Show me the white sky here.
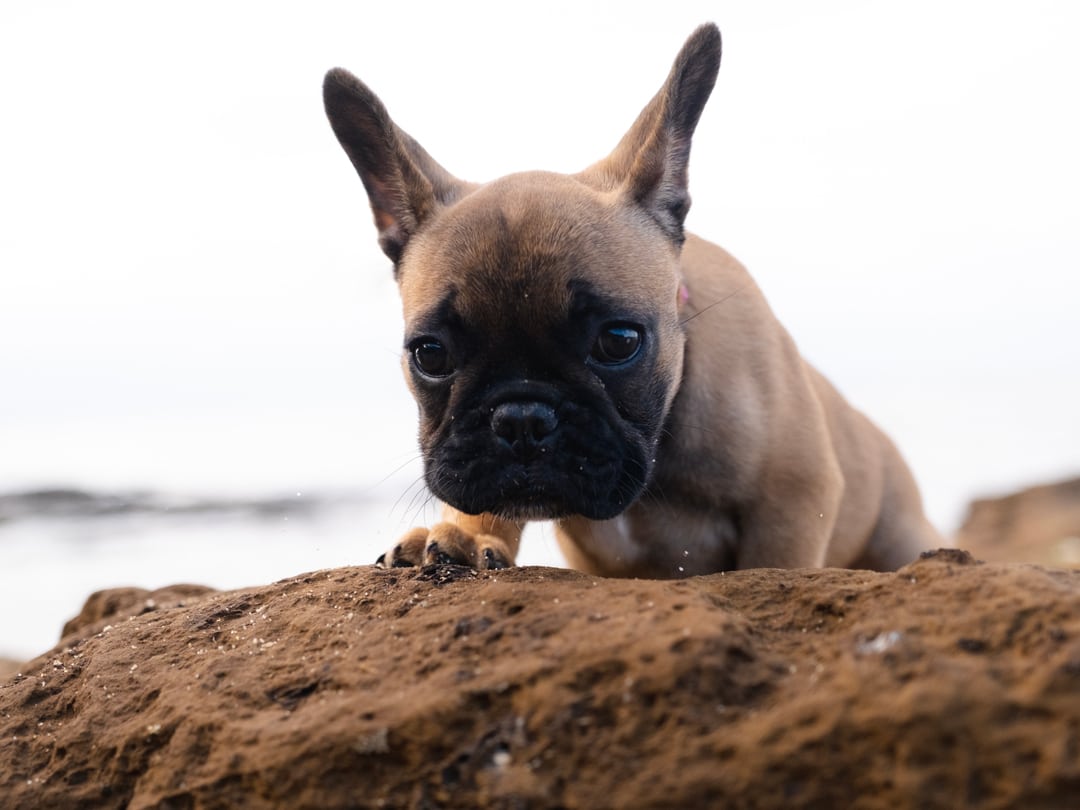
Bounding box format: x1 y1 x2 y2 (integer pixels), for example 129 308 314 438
2 0 1079 533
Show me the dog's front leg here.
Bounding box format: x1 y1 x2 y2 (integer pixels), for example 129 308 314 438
375 508 523 571
734 462 844 570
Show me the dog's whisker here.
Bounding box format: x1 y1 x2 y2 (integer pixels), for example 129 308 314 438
394 475 432 523
390 465 426 501
665 421 721 437
679 286 744 327
374 453 425 492
405 487 437 528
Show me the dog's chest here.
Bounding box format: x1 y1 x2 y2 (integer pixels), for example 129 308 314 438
565 504 739 577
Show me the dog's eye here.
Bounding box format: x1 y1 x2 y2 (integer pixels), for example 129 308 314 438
590 324 642 365
410 338 454 377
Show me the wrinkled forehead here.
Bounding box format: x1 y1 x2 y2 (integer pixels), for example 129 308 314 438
399 173 672 332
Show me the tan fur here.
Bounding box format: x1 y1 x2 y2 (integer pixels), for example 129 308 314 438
323 24 941 575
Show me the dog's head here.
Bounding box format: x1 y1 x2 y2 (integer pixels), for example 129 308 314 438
324 25 721 521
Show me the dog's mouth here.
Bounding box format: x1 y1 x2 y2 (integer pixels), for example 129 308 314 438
429 462 645 522
423 398 651 521
467 462 643 522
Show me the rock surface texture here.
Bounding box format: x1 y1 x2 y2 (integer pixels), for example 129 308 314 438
2 549 1079 808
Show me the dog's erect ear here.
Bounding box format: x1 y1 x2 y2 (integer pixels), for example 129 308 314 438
581 24 721 245
323 68 469 265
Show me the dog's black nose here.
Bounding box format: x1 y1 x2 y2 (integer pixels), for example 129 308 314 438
491 401 558 454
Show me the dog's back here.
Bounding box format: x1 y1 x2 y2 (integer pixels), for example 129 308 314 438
672 234 940 571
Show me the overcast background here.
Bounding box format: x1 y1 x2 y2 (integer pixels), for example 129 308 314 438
2 1 1078 658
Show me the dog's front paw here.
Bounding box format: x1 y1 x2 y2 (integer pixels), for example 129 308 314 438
375 523 514 570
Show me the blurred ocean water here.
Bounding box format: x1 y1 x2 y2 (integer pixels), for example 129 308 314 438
0 490 385 660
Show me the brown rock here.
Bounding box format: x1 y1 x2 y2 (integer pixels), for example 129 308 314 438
0 657 22 680
957 476 1080 567
2 550 1079 808
61 584 218 639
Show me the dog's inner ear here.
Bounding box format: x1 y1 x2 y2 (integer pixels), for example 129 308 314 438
580 24 721 245
323 68 469 265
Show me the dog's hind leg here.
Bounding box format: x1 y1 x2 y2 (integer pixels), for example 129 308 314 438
850 452 943 571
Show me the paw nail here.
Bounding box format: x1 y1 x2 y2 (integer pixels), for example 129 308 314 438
375 553 387 568
483 548 510 570
427 542 457 566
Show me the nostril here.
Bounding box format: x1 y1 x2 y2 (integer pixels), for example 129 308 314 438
492 401 558 447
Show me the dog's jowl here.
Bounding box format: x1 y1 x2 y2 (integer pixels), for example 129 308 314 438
323 23 942 576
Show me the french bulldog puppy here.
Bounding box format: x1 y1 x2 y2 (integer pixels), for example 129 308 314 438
323 23 941 577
